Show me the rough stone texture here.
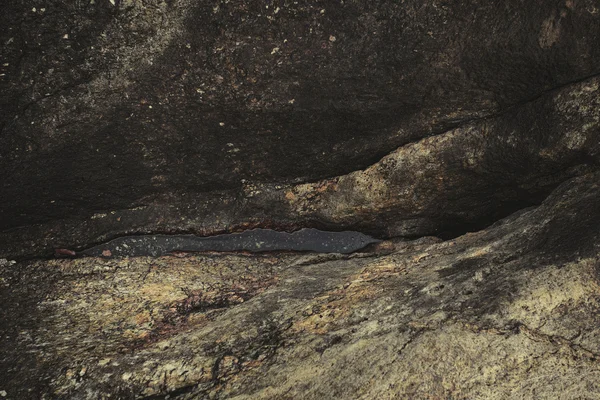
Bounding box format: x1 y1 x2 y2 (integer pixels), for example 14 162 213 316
1 172 599 399
2 1 600 399
2 0 600 257
1 73 599 258
284 76 600 237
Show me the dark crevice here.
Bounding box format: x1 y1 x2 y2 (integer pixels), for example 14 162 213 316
38 199 540 261
434 199 543 241
5 171 585 262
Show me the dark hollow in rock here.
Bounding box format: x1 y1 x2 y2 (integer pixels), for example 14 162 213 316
79 229 381 258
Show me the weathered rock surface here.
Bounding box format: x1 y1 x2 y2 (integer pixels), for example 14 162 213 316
1 172 599 399
1 0 600 257
2 72 599 259
1 1 600 398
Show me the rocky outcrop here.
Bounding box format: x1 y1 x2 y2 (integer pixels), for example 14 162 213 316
1 172 599 399
1 1 600 399
2 72 599 259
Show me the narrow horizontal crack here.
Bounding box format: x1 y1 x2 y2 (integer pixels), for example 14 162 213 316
2 72 599 260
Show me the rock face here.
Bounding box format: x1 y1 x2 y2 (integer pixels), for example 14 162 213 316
1 172 599 399
1 0 600 399
1 0 600 257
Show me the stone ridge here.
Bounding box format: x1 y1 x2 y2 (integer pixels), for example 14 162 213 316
1 74 598 259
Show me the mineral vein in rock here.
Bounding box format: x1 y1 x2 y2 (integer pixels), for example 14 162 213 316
80 228 381 258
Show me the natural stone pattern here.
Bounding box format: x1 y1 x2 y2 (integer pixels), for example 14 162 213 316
2 0 600 257
1 2 600 398
2 74 598 259
1 172 599 399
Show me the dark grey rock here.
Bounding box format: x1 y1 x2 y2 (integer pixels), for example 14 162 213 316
80 229 381 257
